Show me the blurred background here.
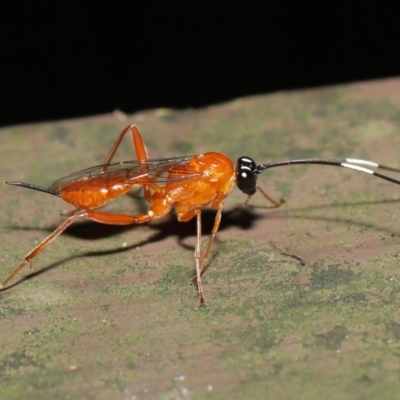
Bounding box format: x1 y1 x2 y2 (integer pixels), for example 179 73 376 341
2 2 400 127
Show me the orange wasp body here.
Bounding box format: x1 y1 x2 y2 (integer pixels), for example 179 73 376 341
3 125 400 305
2 125 266 305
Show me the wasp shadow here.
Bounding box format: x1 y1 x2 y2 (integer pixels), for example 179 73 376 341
57 205 262 250
3 197 400 288
1 206 264 288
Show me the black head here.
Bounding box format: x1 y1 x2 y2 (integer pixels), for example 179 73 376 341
236 156 258 195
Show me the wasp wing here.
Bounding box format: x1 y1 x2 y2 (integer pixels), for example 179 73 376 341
48 156 201 194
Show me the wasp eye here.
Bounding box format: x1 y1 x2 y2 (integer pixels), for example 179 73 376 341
236 157 257 195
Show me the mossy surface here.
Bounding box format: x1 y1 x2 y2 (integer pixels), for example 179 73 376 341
1 79 400 399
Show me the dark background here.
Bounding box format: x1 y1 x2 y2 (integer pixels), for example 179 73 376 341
2 3 400 127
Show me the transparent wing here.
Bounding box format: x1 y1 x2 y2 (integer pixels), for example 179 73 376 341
49 156 200 194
